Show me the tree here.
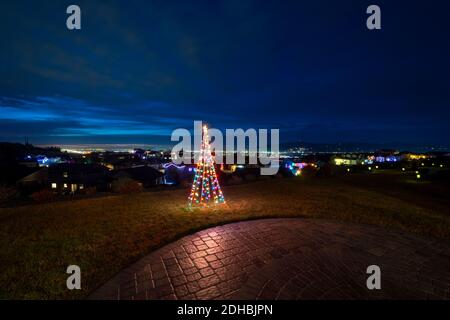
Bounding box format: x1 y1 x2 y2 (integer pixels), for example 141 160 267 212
188 125 225 207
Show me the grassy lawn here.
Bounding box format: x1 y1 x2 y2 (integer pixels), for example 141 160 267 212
1 173 449 299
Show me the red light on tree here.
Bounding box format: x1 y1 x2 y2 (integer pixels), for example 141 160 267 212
188 125 225 207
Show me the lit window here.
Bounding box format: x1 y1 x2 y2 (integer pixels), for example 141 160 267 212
63 172 68 178
63 183 68 188
51 183 57 189
79 184 84 189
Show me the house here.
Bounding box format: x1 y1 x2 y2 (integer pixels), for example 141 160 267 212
332 154 366 166
401 152 431 161
163 163 195 185
48 163 111 194
18 158 39 168
373 149 401 163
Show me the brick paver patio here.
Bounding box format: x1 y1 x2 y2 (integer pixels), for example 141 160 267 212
89 218 450 300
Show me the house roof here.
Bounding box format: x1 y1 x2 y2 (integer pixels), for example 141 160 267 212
17 167 48 183
48 163 112 184
48 163 109 175
112 165 163 182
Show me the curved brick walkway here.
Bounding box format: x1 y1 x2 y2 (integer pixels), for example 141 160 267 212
89 219 450 300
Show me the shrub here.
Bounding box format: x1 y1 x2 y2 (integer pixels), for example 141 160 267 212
228 175 243 185
112 178 143 194
180 180 191 188
84 186 97 196
0 185 18 204
120 181 143 194
31 189 55 202
274 172 284 179
301 165 318 177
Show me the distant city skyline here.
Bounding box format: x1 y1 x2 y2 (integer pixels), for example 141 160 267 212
27 141 449 154
1 1 450 145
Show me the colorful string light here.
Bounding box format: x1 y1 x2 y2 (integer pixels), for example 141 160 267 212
188 125 225 207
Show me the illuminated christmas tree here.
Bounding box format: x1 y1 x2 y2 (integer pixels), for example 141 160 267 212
188 125 225 207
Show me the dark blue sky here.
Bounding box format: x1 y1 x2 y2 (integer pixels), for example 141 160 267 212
1 0 449 146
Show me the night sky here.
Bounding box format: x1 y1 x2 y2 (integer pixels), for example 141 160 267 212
1 0 449 146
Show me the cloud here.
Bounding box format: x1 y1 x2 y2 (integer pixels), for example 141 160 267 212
0 95 237 140
1 1 449 144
